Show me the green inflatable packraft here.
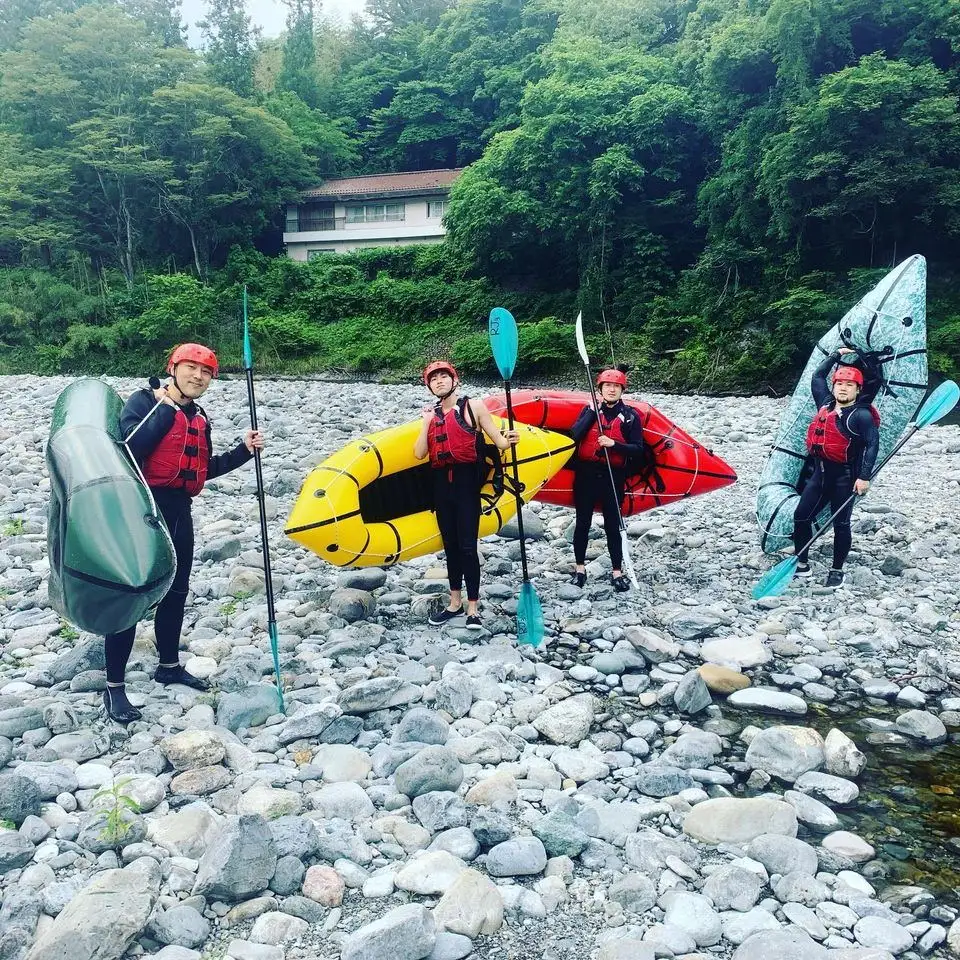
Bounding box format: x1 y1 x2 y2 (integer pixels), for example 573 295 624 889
46 378 176 635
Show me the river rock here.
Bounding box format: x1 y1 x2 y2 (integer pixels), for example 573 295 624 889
700 635 772 669
394 746 463 798
683 797 798 844
193 815 277 900
745 726 825 782
673 669 712 714
433 869 504 938
732 927 829 959
341 903 436 960
0 773 43 824
24 860 159 960
532 694 595 745
338 677 421 714
662 890 722 946
698 664 751 693
486 837 547 876
822 830 875 863
624 627 680 663
823 728 867 778
161 730 226 771
328 588 376 623
703 864 763 911
728 688 807 715
747 834 819 876
853 916 913 954
894 709 947 744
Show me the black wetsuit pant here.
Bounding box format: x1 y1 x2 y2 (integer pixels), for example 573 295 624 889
573 462 626 570
433 463 482 602
793 458 855 570
104 489 194 683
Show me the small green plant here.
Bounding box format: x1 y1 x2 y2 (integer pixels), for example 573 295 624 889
0 819 15 830
94 777 142 849
2 518 25 536
220 598 239 618
58 623 80 642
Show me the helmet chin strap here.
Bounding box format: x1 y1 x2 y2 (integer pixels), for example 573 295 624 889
167 366 190 404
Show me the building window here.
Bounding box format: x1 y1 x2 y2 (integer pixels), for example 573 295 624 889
285 205 299 232
427 200 447 219
307 248 333 260
297 203 335 232
345 202 405 224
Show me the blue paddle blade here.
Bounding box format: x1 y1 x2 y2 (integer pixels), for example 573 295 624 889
489 307 519 381
752 556 799 601
917 379 959 427
517 579 545 647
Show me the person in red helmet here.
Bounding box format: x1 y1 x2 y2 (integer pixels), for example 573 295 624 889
570 364 646 592
414 361 519 630
101 343 264 723
793 347 880 589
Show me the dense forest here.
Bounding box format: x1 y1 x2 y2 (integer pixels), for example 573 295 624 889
0 0 958 391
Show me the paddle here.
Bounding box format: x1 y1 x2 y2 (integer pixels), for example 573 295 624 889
574 312 639 590
489 306 545 647
243 286 286 712
752 378 960 600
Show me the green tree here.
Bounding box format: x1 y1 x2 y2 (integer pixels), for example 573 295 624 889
264 91 357 177
277 0 319 107
199 0 259 98
760 54 960 267
145 82 311 273
120 0 186 46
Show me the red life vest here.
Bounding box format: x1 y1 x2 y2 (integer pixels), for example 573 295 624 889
141 406 211 496
427 397 481 468
578 407 631 468
805 403 881 464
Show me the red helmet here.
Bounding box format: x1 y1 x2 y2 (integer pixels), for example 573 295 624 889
832 365 863 387
423 361 458 386
597 368 627 388
168 343 218 378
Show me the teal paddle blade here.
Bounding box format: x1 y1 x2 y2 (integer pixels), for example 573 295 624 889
242 286 253 370
489 307 519 381
268 621 285 712
517 579 545 647
752 556 799 600
916 379 959 427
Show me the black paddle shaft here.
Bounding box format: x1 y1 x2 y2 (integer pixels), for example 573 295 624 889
503 381 531 582
244 368 279 629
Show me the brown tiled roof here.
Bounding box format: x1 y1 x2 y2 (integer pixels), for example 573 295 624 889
300 168 464 200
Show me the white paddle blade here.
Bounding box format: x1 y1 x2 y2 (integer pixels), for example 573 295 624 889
574 312 590 366
621 530 639 590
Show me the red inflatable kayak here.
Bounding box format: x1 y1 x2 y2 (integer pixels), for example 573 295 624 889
486 390 737 516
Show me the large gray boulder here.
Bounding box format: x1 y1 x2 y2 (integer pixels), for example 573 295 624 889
25 859 160 960
193 815 277 900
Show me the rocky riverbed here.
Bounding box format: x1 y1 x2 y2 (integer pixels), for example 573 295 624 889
1 373 960 960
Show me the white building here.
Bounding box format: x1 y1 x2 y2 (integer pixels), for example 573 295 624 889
283 168 464 260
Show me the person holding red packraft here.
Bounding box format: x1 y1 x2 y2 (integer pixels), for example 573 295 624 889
793 347 880 589
570 365 646 592
414 361 518 630
101 343 263 723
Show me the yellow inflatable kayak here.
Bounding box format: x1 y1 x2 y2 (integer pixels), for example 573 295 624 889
285 416 574 568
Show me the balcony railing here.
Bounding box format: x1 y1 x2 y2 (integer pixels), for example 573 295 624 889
287 214 409 233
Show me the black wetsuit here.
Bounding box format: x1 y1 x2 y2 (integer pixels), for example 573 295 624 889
571 401 645 569
793 354 880 570
431 398 485 602
104 389 252 683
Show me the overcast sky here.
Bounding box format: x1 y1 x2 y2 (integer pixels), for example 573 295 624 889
180 0 367 45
